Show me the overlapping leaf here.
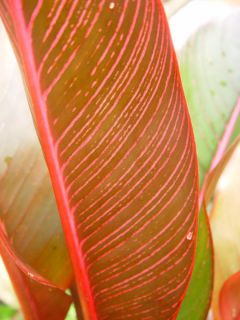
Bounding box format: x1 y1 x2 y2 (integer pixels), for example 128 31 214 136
178 4 240 186
0 146 72 288
0 237 71 320
220 271 240 320
0 1 199 319
172 2 240 318
0 20 72 318
177 208 212 320
209 141 240 320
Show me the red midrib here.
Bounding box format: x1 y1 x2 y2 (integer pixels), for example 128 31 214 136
9 2 97 319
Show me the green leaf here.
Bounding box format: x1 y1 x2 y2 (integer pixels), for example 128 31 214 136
0 304 16 319
66 305 77 320
174 2 240 318
177 209 213 320
178 5 240 186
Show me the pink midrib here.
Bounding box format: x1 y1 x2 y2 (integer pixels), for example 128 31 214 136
8 2 97 319
200 97 240 205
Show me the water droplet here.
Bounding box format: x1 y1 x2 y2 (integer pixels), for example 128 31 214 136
109 2 115 9
186 231 193 241
28 272 34 278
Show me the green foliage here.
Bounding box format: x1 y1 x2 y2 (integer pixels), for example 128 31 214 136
0 304 16 320
65 305 77 320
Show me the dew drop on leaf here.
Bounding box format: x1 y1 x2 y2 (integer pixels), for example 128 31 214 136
109 2 115 9
186 231 193 241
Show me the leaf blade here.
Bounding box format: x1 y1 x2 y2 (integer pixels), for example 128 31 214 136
0 1 199 319
173 3 240 318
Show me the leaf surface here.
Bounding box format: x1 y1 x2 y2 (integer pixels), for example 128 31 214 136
0 1 199 319
178 4 240 186
0 304 16 319
0 20 73 318
176 208 213 320
0 236 71 320
0 146 73 288
173 2 240 318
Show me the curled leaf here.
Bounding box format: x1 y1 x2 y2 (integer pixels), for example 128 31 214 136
0 237 72 320
219 271 240 320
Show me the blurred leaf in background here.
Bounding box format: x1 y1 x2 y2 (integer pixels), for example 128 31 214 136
0 305 16 320
170 1 240 319
210 143 240 319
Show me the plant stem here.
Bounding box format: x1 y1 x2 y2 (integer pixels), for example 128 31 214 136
71 284 84 320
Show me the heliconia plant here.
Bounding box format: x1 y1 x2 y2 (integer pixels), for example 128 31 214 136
0 0 240 319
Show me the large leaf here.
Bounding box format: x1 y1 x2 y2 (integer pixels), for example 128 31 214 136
177 3 240 186
0 19 73 318
172 2 240 318
0 1 199 319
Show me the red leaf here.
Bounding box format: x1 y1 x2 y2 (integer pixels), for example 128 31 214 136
0 146 73 290
0 227 71 320
220 271 240 320
0 1 199 318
